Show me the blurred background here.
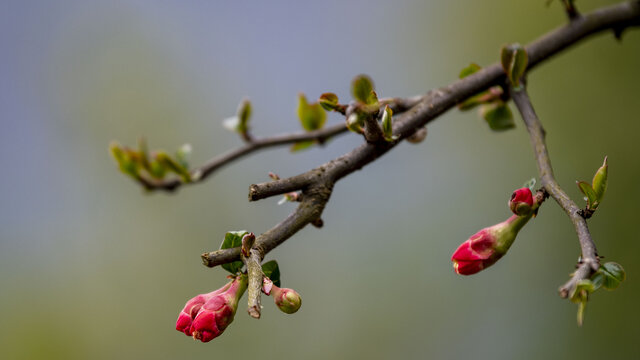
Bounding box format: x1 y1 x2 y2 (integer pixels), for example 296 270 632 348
1 0 639 359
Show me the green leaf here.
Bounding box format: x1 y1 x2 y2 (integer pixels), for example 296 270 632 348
346 113 364 133
458 87 503 111
351 74 378 105
500 43 528 87
592 156 608 204
577 181 598 210
590 271 604 291
577 299 586 327
600 262 625 290
319 93 339 111
109 142 139 178
237 98 252 133
261 260 281 287
297 93 327 131
148 159 166 179
175 143 192 169
222 98 252 135
570 279 595 303
381 105 394 141
290 140 315 152
156 151 191 183
480 102 515 131
459 63 481 79
220 230 249 275
137 137 151 171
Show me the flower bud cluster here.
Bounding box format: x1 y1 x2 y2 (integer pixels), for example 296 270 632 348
176 275 248 342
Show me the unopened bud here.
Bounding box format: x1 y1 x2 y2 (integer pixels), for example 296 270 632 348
262 277 274 295
591 156 608 203
346 113 364 133
451 213 532 275
176 275 248 342
271 286 302 314
509 187 534 216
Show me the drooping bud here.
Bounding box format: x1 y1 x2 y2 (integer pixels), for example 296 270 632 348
176 275 248 342
509 187 534 216
451 213 533 275
175 281 233 336
271 285 302 314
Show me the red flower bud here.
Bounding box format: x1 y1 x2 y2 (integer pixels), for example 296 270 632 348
509 187 534 216
176 275 247 342
271 286 302 314
451 214 532 275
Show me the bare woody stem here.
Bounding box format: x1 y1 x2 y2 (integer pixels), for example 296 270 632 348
510 85 599 298
203 0 640 272
242 249 264 319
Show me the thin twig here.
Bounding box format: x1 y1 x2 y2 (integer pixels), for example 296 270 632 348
510 85 599 298
137 124 348 192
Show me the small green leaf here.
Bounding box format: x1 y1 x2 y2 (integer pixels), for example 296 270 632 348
571 280 593 326
480 102 515 131
600 262 625 290
290 140 315 152
590 271 604 291
351 74 378 105
381 105 394 141
459 63 482 79
577 299 587 326
175 143 192 169
346 113 364 133
570 279 595 303
148 159 166 179
577 181 598 210
319 93 339 111
237 98 252 133
592 156 608 204
156 151 191 182
222 98 252 135
109 142 139 178
220 230 249 275
459 86 503 111
261 260 281 287
297 93 327 131
500 43 528 87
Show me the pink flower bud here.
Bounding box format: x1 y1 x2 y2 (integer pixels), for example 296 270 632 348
451 214 532 275
271 285 302 314
509 187 534 216
176 275 248 342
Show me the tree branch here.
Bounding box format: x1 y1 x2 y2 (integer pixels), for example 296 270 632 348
204 1 640 271
510 85 599 298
